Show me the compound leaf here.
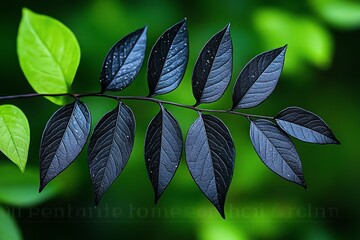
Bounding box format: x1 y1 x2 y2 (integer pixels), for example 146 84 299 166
100 27 147 92
192 24 232 105
148 19 189 96
185 114 235 218
88 102 135 205
0 105 30 173
17 8 80 105
145 105 182 203
249 119 306 187
40 100 91 192
232 46 287 109
275 107 340 144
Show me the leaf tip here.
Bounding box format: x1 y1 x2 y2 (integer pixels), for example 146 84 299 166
298 178 307 189
142 25 148 34
333 137 341 145
154 194 161 205
179 18 187 25
94 196 101 207
225 23 230 29
39 183 45 193
21 7 32 16
218 207 226 219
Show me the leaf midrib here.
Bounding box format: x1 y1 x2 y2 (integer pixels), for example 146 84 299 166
112 30 145 84
239 49 284 105
154 22 185 93
201 115 221 206
43 102 78 182
98 104 122 191
198 30 227 102
252 122 302 183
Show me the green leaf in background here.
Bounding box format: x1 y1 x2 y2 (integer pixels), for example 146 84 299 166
253 8 333 76
0 164 61 207
0 206 21 240
0 105 29 173
199 221 245 240
310 0 360 29
17 8 80 105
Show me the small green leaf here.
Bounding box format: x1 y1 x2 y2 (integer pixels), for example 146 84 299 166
0 105 30 173
0 164 61 207
17 8 80 105
0 206 22 240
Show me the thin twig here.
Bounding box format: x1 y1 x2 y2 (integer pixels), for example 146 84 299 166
0 92 274 120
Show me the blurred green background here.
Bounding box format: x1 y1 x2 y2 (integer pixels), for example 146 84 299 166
1 0 359 239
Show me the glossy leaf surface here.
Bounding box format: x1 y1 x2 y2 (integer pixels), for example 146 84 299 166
88 102 135 205
100 27 147 92
145 105 182 203
192 25 232 105
275 107 339 144
250 119 306 187
148 20 188 96
40 100 91 192
185 114 235 218
232 46 286 109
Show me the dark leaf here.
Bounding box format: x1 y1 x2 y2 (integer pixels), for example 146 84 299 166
185 114 235 218
100 27 147 92
148 19 189 96
40 100 91 192
232 46 287 109
249 119 306 187
275 107 340 144
88 102 135 205
192 24 232 105
145 105 182 203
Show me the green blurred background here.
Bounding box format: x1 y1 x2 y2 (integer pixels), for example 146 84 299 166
1 0 359 239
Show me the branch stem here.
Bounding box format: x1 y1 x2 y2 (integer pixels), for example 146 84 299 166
0 92 274 120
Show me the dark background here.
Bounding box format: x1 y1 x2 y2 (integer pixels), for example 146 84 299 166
0 0 359 239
